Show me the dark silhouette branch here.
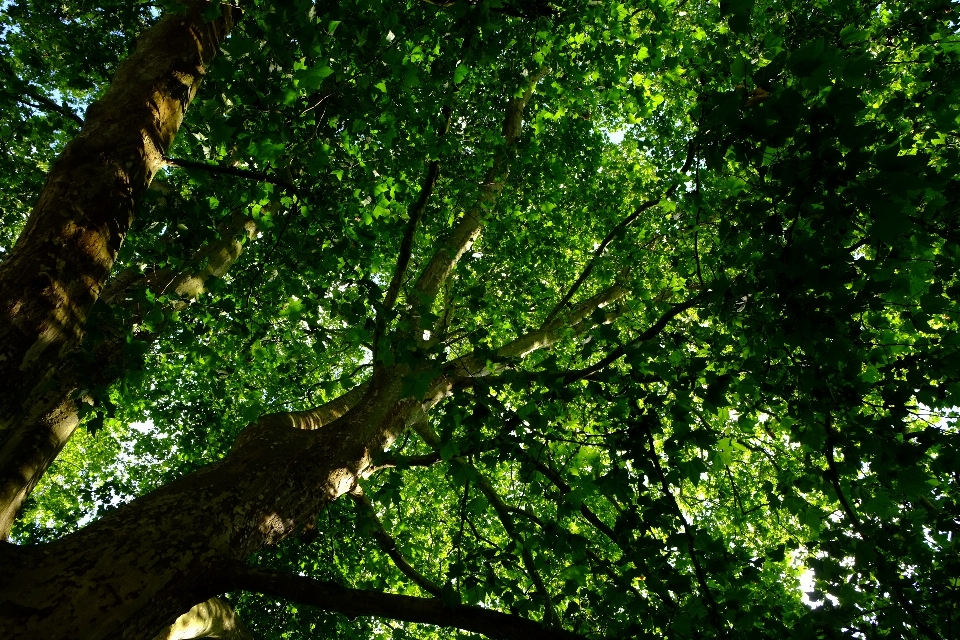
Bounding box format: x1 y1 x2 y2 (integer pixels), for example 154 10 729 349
639 419 726 637
469 466 559 628
20 87 85 127
523 453 677 608
229 565 589 640
163 157 297 192
381 104 453 319
557 294 701 386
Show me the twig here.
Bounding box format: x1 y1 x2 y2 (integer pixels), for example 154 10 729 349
163 157 297 192
350 488 442 596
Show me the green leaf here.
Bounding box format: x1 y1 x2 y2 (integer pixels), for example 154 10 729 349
297 65 334 92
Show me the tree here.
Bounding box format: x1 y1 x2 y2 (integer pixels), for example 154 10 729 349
0 0 958 638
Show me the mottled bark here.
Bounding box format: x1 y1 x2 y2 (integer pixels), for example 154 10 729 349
0 1 237 532
0 369 413 640
152 597 251 640
0 212 255 538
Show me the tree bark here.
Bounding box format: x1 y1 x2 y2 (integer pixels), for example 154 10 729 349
0 3 238 537
0 370 414 640
151 597 251 640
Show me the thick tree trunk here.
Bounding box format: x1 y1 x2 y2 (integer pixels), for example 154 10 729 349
0 4 238 537
0 371 413 640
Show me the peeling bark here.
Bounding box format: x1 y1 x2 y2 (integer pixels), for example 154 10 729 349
0 1 237 534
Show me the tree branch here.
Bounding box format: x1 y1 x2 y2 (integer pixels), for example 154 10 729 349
559 294 701 385
101 210 258 309
383 160 442 314
544 142 698 325
410 418 560 629
163 157 297 192
639 420 725 636
524 453 677 608
823 417 941 640
382 104 453 319
410 70 547 320
469 465 560 628
20 88 85 127
501 491 646 601
230 565 590 640
445 281 626 386
350 487 443 596
250 381 370 434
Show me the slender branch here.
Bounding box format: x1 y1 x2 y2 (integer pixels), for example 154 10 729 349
410 421 559 627
447 288 693 396
383 160 442 314
640 420 726 636
350 488 443 596
560 294 701 385
524 453 677 608
467 464 559 629
505 499 645 600
20 87 85 127
382 104 453 318
526 457 616 542
823 418 941 640
544 142 697 325
229 565 589 640
163 157 297 192
152 597 251 640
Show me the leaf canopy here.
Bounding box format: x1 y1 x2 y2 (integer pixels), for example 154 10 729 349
2 0 959 638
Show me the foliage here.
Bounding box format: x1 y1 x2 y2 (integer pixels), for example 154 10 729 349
3 0 960 638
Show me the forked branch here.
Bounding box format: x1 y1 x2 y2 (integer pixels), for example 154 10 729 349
349 487 443 596
544 142 698 325
445 281 626 385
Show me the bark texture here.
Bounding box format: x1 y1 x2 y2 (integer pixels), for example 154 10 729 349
0 370 414 640
0 3 238 537
151 597 251 640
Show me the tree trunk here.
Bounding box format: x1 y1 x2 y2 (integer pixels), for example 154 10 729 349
0 3 238 537
0 370 413 640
